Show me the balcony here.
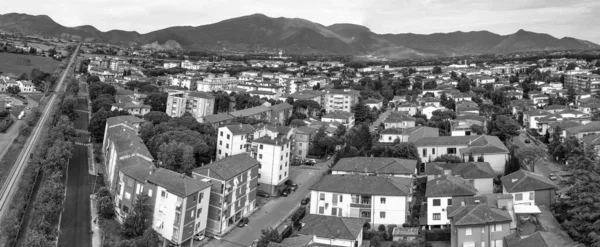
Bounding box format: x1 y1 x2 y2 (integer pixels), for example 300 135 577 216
350 203 371 208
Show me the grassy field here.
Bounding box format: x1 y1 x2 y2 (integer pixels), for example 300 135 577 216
0 53 60 76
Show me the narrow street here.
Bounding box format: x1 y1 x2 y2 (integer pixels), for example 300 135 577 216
57 87 92 247
203 160 330 247
370 108 392 131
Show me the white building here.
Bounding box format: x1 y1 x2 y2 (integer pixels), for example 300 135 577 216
166 91 215 122
424 175 477 229
250 136 291 195
309 175 413 227
216 124 256 160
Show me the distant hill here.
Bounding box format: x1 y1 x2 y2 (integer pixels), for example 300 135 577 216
1 12 599 59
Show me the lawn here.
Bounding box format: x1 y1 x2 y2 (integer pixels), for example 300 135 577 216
25 94 44 104
0 52 60 76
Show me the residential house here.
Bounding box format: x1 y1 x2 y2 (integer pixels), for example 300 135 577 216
448 204 512 247
294 126 318 158
383 112 416 129
364 98 383 110
111 93 152 116
322 111 355 129
425 162 496 194
501 170 558 206
297 214 367 247
331 157 417 178
456 101 479 115
379 126 440 144
415 135 509 173
396 102 418 116
424 175 478 229
310 175 413 227
565 121 600 139
289 90 326 106
191 154 260 235
17 80 34 92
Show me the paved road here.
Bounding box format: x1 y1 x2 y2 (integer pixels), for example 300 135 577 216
0 44 80 219
370 109 392 131
57 82 92 246
57 144 92 247
203 161 330 247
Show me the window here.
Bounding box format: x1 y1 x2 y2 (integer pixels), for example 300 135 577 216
218 149 222 154
448 199 452 206
225 153 228 157
494 224 503 232
380 211 386 218
197 208 202 218
491 240 503 247
122 205 129 213
529 192 534 200
280 156 283 160
319 207 325 214
432 148 436 155
279 175 282 180
260 144 263 150
381 198 386 204
219 140 222 145
280 165 282 170
465 228 472 235
285 172 287 176
515 193 523 201
259 154 263 159
227 134 230 139
285 162 288 167
482 227 485 233
220 131 223 136
240 145 242 149
389 136 392 141
148 189 153 197
161 191 166 198
332 208 337 216
226 144 229 148
190 210 195 217
433 213 441 220
198 193 203 203
433 199 441 206
196 222 202 231
320 193 325 200
299 143 302 147
174 212 181 225
447 148 457 154
258 163 261 169
423 149 427 157
481 242 485 247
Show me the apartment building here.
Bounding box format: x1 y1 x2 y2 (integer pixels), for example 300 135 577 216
448 204 512 247
425 162 496 195
294 126 318 158
216 124 256 160
250 135 291 195
565 73 600 93
331 157 417 178
166 91 215 122
324 89 360 113
501 170 558 207
196 77 239 92
321 111 355 128
309 175 413 227
425 175 477 229
192 154 260 235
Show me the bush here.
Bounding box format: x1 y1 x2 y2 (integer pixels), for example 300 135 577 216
424 228 451 241
96 187 115 219
0 117 14 132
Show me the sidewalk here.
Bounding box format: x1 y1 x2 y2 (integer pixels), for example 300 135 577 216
90 195 101 247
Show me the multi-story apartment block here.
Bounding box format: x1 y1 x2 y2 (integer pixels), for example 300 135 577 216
166 91 215 122
309 175 413 227
250 135 291 195
196 77 239 92
294 126 318 158
425 175 477 229
324 89 360 113
565 73 600 93
448 204 512 247
192 154 260 235
216 124 256 160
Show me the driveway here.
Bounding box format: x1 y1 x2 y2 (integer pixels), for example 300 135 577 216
201 160 330 247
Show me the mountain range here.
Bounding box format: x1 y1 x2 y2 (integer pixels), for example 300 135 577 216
1 12 599 59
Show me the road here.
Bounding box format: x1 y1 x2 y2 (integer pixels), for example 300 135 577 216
0 44 80 219
370 109 392 131
513 131 566 185
57 78 92 246
203 161 330 247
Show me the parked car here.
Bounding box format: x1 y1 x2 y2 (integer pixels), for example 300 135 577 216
237 217 249 227
304 160 316 166
549 172 557 180
194 234 205 241
524 139 531 144
301 197 310 205
257 190 270 198
280 188 290 197
289 184 298 192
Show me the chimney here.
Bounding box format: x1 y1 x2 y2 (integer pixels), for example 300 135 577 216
511 178 518 183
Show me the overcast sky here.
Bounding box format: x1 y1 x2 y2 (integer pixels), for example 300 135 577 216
3 0 600 43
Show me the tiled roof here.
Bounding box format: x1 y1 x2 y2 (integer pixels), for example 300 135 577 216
402 126 440 142
187 91 215 99
109 127 153 159
323 111 353 120
203 113 235 124
224 124 255 135
299 214 366 241
192 153 259 181
425 162 496 179
146 168 211 197
296 126 318 134
310 175 412 196
106 115 145 128
565 121 600 135
229 105 271 117
504 232 548 247
447 204 512 226
425 175 478 197
269 103 293 111
501 170 557 193
380 128 404 134
268 235 313 247
253 136 289 146
333 157 417 175
119 157 154 182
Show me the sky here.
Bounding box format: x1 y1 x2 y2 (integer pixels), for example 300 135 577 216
2 0 600 43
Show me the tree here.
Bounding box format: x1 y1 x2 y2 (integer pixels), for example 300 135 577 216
121 194 153 239
433 154 462 163
87 75 101 83
285 96 294 105
551 170 600 246
504 148 521 175
91 95 115 113
423 80 437 90
89 109 130 142
88 82 116 100
6 85 20 95
289 119 306 127
17 72 29 80
371 235 382 247
515 146 546 172
96 187 115 219
143 92 168 112
352 100 371 124
257 228 281 247
24 229 53 247
156 141 196 174
456 78 471 93
143 111 170 125
432 66 442 74
489 115 519 142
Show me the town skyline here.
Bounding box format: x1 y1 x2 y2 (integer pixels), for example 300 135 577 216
2 0 600 43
